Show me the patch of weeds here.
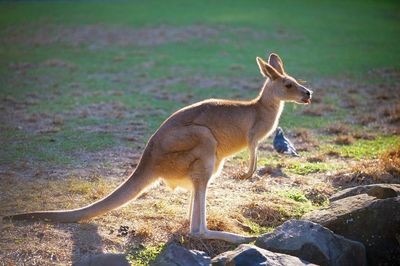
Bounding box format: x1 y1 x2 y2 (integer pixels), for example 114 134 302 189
287 161 335 175
126 244 165 266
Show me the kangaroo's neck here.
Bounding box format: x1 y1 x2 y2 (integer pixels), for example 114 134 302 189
256 79 284 113
252 80 284 138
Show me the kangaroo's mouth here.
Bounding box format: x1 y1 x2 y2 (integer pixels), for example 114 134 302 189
302 98 311 104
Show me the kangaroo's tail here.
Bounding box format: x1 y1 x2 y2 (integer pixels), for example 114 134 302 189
4 164 155 223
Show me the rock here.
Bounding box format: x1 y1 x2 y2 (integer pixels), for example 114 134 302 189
255 219 366 266
329 183 400 202
75 253 130 266
152 243 210 266
211 244 315 266
303 194 400 266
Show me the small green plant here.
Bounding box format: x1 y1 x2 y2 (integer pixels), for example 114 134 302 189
126 244 165 266
242 219 274 235
287 162 334 175
274 189 317 218
284 190 308 203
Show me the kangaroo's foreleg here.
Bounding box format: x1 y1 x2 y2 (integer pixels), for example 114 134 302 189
240 141 258 179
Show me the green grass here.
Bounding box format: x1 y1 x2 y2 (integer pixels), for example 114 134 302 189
321 135 400 160
274 189 316 219
287 161 337 175
0 129 115 165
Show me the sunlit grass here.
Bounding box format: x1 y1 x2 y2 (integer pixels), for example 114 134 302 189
321 135 400 160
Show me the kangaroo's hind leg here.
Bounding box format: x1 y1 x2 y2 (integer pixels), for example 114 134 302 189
185 129 255 243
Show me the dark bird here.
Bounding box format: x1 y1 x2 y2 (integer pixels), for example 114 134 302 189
273 127 299 157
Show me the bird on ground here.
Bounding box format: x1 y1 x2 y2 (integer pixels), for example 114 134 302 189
273 127 299 157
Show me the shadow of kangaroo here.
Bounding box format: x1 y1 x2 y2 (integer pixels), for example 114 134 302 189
5 53 313 244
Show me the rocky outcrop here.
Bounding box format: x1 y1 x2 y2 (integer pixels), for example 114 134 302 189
329 183 400 201
211 244 315 266
152 243 210 266
255 219 366 266
304 191 400 266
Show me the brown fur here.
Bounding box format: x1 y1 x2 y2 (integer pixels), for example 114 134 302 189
5 53 312 243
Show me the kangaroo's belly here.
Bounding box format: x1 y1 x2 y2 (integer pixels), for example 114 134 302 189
215 133 248 160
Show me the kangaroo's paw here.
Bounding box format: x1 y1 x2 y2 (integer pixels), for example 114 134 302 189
238 172 255 180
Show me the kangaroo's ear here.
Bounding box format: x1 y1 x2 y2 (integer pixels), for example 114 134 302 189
268 53 285 75
256 56 282 80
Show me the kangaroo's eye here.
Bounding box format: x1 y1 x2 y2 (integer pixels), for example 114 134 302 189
285 83 293 89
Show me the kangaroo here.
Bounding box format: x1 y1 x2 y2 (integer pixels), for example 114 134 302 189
5 53 312 244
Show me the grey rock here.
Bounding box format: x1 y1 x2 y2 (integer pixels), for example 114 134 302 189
74 253 130 266
255 219 366 266
212 244 315 266
303 194 400 266
329 183 400 202
152 243 210 266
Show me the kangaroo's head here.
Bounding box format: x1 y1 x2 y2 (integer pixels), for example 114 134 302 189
256 53 312 104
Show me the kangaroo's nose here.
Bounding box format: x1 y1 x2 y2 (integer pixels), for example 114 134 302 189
306 91 311 96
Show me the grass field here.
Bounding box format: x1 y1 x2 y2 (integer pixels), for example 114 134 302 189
0 1 399 265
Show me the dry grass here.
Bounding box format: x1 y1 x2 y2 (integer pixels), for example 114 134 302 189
358 114 377 126
331 145 400 187
307 154 326 163
353 132 376 140
241 201 285 228
304 184 335 205
324 123 350 135
334 135 355 145
291 128 312 142
325 149 341 157
381 103 400 124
